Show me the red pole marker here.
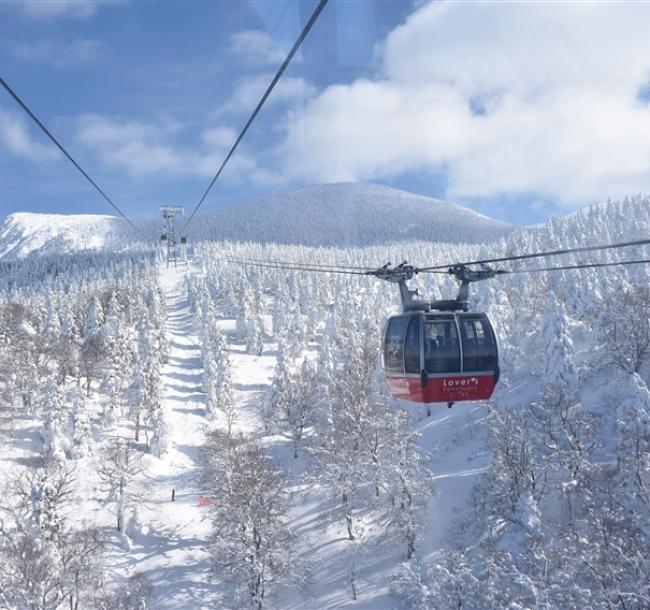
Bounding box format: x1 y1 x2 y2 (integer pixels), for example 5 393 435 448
198 495 215 506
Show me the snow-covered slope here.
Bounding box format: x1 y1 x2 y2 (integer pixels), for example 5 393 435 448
0 183 513 259
191 183 512 246
0 212 137 259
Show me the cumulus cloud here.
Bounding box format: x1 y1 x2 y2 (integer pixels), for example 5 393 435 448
0 106 56 162
214 74 316 117
75 114 261 182
7 38 102 68
229 30 286 67
279 1 650 206
76 114 184 176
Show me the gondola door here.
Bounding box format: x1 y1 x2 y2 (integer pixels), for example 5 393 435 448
384 313 425 401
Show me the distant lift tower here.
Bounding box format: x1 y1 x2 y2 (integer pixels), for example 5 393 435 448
159 206 185 267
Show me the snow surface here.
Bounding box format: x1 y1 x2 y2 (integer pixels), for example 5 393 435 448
0 212 135 259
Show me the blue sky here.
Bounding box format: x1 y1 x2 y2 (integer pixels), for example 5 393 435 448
2 1 650 226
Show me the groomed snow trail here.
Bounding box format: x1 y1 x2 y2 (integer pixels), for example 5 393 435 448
129 264 218 609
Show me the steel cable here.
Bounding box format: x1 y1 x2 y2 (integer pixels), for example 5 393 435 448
0 77 142 237
181 0 329 235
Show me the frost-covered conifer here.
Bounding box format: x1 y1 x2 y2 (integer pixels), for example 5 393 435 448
215 338 235 433
41 374 69 461
127 359 146 441
203 351 218 419
70 386 92 458
542 294 577 403
266 342 293 423
43 299 61 339
83 297 104 337
149 407 167 457
245 317 264 355
287 305 306 359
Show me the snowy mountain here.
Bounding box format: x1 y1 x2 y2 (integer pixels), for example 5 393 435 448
0 183 512 259
190 183 513 246
0 212 138 259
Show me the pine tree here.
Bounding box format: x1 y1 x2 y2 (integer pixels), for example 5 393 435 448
246 318 264 356
542 293 577 404
127 359 146 441
149 407 167 457
41 374 69 462
70 386 92 458
266 342 293 424
83 297 104 338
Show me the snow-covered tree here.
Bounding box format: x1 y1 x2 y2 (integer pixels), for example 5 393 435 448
70 386 92 458
265 342 293 425
41 374 69 462
542 293 577 404
201 432 292 610
245 318 264 356
97 443 143 533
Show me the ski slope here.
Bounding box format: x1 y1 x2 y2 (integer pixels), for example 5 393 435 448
131 265 216 608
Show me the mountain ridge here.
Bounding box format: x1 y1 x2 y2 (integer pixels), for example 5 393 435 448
0 182 513 258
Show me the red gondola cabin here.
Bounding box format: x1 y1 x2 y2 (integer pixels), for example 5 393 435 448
383 311 499 404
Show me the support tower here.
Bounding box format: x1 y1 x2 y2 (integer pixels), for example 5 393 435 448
159 206 185 267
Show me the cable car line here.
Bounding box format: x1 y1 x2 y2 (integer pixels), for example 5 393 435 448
506 257 650 274
417 235 650 273
207 253 650 278
209 253 376 272
209 256 370 276
180 0 329 236
0 76 142 237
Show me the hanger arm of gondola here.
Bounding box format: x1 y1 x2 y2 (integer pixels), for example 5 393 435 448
367 262 504 312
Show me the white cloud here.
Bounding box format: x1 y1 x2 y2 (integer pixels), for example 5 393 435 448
75 114 261 183
7 38 102 68
76 114 189 176
229 30 286 67
17 0 103 19
214 74 316 117
202 126 236 148
0 106 56 162
278 1 650 206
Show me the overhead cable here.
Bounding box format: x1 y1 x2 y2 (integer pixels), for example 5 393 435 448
210 253 375 271
0 76 142 236
506 257 650 274
206 256 370 276
206 253 650 278
181 0 329 234
417 236 650 272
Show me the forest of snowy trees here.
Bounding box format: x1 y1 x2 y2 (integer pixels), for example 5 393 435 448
1 194 650 608
0 251 166 608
